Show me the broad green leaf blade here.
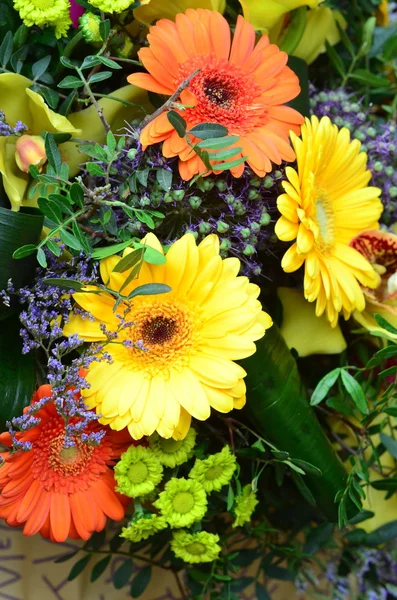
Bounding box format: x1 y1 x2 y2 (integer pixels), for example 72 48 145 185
240 323 350 522
286 56 310 117
0 316 36 429
380 433 397 460
166 110 186 137
0 207 44 294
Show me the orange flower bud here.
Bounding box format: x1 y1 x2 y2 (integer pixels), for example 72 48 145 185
15 135 47 173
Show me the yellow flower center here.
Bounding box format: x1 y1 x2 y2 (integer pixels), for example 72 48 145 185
185 542 206 556
313 190 335 251
128 461 149 484
205 466 223 481
172 492 195 514
159 438 183 453
127 300 199 376
30 0 54 8
59 446 80 464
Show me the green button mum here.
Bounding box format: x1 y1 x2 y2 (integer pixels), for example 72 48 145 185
154 478 207 528
232 485 259 528
148 428 197 468
114 446 163 498
189 445 237 493
121 513 168 543
171 531 221 564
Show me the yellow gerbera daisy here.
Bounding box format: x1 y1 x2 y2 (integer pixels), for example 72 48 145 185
275 116 383 327
64 233 271 440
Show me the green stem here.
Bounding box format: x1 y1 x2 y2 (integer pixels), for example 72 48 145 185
38 208 85 248
76 67 111 133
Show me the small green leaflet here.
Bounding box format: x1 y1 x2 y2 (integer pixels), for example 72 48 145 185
374 313 397 335
188 122 228 139
340 370 368 414
310 368 341 406
167 110 186 137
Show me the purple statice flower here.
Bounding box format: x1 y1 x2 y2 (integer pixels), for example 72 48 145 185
90 130 282 277
0 111 27 137
310 85 397 226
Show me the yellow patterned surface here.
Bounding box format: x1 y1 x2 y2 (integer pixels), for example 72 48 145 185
0 524 299 599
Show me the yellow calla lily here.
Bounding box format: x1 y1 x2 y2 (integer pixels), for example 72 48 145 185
0 73 79 211
133 0 225 26
292 6 347 64
0 73 152 211
237 0 319 32
278 287 347 357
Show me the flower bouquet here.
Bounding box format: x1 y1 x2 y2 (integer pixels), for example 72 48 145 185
0 0 396 597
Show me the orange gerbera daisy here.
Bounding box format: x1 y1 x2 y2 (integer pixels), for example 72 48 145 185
0 385 132 542
128 9 304 180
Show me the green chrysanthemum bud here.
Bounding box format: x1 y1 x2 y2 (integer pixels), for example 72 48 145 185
79 12 102 44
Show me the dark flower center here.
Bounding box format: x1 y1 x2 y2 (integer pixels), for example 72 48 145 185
142 316 178 345
203 76 236 108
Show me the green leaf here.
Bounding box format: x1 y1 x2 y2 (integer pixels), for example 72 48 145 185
290 471 316 506
310 368 341 406
90 555 111 583
366 345 397 368
44 133 62 173
156 168 172 192
380 433 397 460
36 247 47 268
366 520 397 546
212 156 246 171
197 135 239 150
134 243 166 265
361 16 376 54
0 31 13 68
370 477 397 491
59 56 76 69
54 551 79 564
67 554 92 581
188 123 228 139
70 183 84 207
350 69 390 88
340 370 368 414
127 283 171 300
130 566 151 598
59 229 83 251
167 110 186 137
98 56 123 70
374 313 397 335
39 86 59 110
208 147 242 161
58 75 84 89
336 21 355 57
303 523 333 555
37 198 62 224
325 40 346 77
106 131 117 154
292 459 322 477
113 559 133 589
112 248 144 274
384 407 397 417
0 207 44 292
91 239 135 260
100 19 110 41
0 316 36 429
42 278 85 291
255 583 271 600
86 163 106 177
12 244 37 259
240 324 350 522
379 366 397 379
89 71 113 84
348 510 374 525
32 55 51 81
227 484 234 510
